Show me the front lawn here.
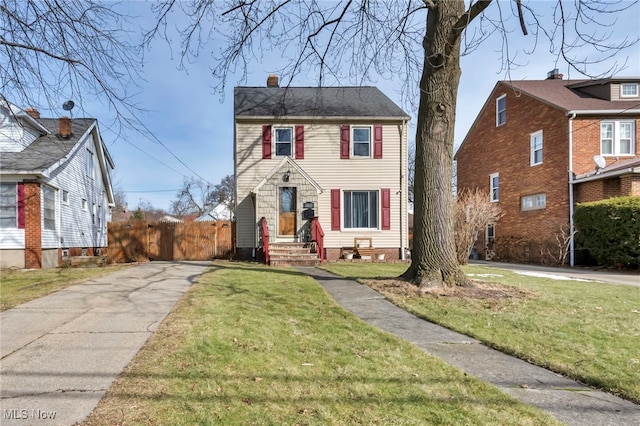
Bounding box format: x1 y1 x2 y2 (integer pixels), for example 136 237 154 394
83 261 557 425
0 265 129 311
321 262 640 403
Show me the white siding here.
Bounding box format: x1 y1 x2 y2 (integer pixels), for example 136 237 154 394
0 228 24 249
235 119 408 251
0 107 39 152
46 127 111 249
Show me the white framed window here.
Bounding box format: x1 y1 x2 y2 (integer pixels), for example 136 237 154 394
530 130 543 165
42 185 56 230
496 95 506 126
86 148 94 178
62 190 69 205
343 190 378 229
352 126 371 157
274 127 293 156
601 121 635 155
489 173 499 202
521 193 546 211
0 183 17 228
82 198 88 211
620 83 638 97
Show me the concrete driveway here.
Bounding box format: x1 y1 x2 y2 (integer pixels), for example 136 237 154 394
0 261 211 426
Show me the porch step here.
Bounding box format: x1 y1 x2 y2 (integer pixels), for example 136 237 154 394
268 243 320 266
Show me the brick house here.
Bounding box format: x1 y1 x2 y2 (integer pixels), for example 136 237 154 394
0 98 115 269
234 76 410 263
455 71 640 265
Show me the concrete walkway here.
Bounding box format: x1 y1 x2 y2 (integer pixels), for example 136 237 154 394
0 261 210 426
296 266 640 426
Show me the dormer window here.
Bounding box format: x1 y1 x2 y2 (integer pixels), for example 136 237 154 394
621 83 638 98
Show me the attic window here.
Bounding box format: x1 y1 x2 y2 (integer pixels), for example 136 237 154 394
620 83 638 97
496 95 506 126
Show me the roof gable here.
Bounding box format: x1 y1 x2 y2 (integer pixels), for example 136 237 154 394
502 78 640 112
234 86 409 119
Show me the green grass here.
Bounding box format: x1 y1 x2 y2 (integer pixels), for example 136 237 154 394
0 265 129 311
321 262 640 403
83 261 557 425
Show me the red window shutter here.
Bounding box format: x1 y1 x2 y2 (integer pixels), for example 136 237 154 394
374 124 383 159
295 125 304 159
381 188 391 230
340 125 350 159
262 125 272 159
331 189 341 230
17 183 25 229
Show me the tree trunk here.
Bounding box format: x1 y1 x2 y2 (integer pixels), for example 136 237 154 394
403 0 469 288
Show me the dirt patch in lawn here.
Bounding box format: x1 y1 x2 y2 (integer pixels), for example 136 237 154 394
363 277 537 300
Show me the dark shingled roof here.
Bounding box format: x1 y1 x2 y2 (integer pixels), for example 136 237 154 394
234 86 409 119
0 118 96 174
501 79 640 112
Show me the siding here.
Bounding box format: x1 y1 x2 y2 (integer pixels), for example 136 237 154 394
236 119 408 251
46 127 111 250
0 108 39 152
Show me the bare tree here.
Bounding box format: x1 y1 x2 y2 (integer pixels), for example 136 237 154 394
455 188 503 265
208 174 235 220
146 0 635 287
0 0 142 132
170 177 210 218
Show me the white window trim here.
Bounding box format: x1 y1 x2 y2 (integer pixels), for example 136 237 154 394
600 120 635 156
343 189 379 230
496 94 506 127
530 130 543 166
489 173 499 202
521 193 546 211
82 198 88 211
86 147 94 179
273 126 294 157
62 190 69 205
620 82 639 98
351 125 372 158
42 185 56 231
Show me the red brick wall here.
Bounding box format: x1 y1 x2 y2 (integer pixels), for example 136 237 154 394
456 83 640 263
23 182 42 269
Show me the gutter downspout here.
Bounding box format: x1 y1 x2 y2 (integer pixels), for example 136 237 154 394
400 119 406 261
568 113 576 267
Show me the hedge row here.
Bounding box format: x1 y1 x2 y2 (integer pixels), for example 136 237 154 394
574 196 640 268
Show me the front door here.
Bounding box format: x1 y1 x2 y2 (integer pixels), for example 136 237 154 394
278 187 296 237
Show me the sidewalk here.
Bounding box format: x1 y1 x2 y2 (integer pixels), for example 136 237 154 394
296 266 640 426
470 260 640 287
0 261 210 426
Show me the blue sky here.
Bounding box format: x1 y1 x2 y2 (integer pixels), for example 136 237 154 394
67 1 640 211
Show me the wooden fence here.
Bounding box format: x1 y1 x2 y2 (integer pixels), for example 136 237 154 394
107 220 235 263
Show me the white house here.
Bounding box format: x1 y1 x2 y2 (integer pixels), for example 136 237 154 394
234 76 410 262
0 98 115 269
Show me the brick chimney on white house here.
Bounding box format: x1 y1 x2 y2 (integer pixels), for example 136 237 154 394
267 74 279 87
25 108 40 119
59 116 72 138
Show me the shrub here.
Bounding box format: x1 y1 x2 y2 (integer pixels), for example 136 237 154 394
574 196 640 268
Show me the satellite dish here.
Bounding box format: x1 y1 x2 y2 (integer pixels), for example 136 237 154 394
62 100 75 111
593 155 606 170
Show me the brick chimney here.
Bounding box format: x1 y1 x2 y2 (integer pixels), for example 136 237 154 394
546 69 563 80
25 108 40 119
267 74 279 87
59 116 72 138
